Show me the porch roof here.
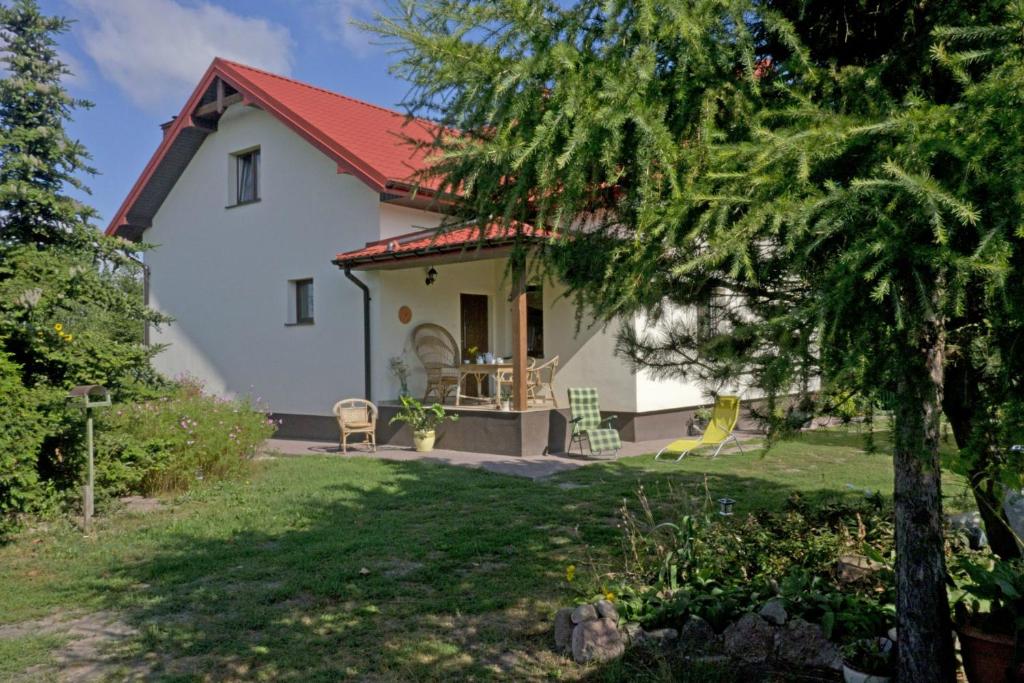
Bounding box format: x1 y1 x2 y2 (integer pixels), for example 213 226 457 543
333 222 551 270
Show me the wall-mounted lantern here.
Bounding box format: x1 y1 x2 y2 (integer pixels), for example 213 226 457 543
68 385 111 533
717 497 736 516
425 267 437 286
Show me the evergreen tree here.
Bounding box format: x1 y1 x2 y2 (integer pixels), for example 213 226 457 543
0 0 166 530
0 0 96 250
369 1 1023 679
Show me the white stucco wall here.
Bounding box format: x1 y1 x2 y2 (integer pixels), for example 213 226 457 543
143 102 716 419
146 104 382 416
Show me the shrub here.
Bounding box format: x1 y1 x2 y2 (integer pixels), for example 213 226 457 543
581 485 896 641
95 378 276 496
0 351 61 535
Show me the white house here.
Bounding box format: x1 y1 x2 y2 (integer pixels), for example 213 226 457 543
107 58 734 455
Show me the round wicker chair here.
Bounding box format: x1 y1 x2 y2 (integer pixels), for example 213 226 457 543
411 323 460 402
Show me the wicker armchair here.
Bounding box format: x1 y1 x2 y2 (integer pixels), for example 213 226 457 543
411 323 460 403
495 357 537 406
527 355 559 407
332 398 377 453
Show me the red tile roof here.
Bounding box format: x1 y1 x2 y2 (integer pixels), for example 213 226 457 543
106 58 444 237
334 222 550 268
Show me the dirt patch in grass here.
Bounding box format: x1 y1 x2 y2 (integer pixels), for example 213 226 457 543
0 610 143 682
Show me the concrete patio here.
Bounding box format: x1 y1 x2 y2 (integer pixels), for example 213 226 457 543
261 433 763 480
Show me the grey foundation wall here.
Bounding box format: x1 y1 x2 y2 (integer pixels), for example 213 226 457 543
271 400 765 456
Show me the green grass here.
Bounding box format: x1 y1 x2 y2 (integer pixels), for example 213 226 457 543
0 429 968 681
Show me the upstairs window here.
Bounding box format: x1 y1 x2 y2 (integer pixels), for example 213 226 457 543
234 148 260 204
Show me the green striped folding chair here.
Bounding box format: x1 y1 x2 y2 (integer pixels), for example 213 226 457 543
568 387 621 457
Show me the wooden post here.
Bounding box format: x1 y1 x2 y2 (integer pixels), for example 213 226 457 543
83 408 94 533
511 263 528 411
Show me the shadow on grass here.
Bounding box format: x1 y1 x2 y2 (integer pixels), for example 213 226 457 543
91 456 884 681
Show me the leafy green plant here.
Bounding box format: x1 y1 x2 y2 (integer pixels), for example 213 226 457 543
950 555 1024 636
388 395 458 434
842 637 896 677
95 376 276 496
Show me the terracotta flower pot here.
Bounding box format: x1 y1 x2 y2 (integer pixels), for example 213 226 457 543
958 624 1016 683
413 429 436 452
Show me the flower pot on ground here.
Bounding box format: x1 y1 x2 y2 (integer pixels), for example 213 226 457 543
951 556 1024 683
841 638 895 683
413 429 435 452
958 623 1016 683
388 395 458 453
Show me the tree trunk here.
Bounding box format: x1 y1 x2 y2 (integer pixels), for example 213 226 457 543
893 319 957 683
943 353 1022 559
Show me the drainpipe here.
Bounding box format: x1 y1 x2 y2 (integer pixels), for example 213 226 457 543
125 252 151 346
344 266 372 401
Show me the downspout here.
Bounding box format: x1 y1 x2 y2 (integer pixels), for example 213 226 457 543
125 252 151 346
344 266 372 401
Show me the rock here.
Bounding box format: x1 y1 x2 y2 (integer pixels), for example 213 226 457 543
678 614 718 655
759 598 788 626
572 617 626 664
774 618 842 671
595 599 619 622
836 554 884 583
554 608 574 653
646 627 679 647
1004 489 1024 552
722 613 774 664
620 622 646 646
948 510 989 549
571 603 598 624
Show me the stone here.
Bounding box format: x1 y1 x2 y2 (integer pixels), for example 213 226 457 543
773 618 842 671
759 598 788 626
554 608 574 653
678 614 718 655
645 627 679 647
836 554 884 583
571 603 598 624
1004 489 1024 551
595 599 619 622
620 622 646 646
572 618 626 664
722 613 774 664
948 510 989 549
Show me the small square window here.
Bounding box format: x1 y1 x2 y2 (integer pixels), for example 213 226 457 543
234 148 260 204
295 279 314 324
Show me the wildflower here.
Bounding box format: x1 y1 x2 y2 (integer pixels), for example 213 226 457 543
53 323 63 332
565 564 576 583
603 590 616 602
65 334 73 342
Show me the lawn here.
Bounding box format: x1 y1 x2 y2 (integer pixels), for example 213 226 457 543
0 429 968 681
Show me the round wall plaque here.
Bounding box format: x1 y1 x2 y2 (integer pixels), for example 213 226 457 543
398 305 412 324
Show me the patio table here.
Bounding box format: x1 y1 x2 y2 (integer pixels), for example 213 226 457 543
455 362 512 408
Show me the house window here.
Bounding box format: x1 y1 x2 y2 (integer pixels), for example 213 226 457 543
295 279 314 324
233 148 260 204
287 279 314 325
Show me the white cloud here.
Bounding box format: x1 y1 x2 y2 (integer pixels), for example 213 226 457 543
69 0 294 111
329 0 380 56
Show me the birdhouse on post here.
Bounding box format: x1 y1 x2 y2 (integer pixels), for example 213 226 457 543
68 385 111 533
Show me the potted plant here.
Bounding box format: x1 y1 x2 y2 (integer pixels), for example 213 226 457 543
388 395 458 452
499 387 511 412
689 406 713 436
841 637 895 683
951 556 1024 683
389 355 410 397
465 345 478 364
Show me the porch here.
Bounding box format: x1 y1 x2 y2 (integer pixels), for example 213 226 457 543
324 222 715 456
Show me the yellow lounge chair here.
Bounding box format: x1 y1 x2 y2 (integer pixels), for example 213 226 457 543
655 396 744 461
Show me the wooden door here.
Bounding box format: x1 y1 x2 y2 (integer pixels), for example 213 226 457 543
460 294 489 396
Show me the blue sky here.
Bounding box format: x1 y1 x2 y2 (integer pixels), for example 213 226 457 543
40 0 409 228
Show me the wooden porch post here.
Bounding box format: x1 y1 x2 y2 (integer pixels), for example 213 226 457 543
511 262 528 411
